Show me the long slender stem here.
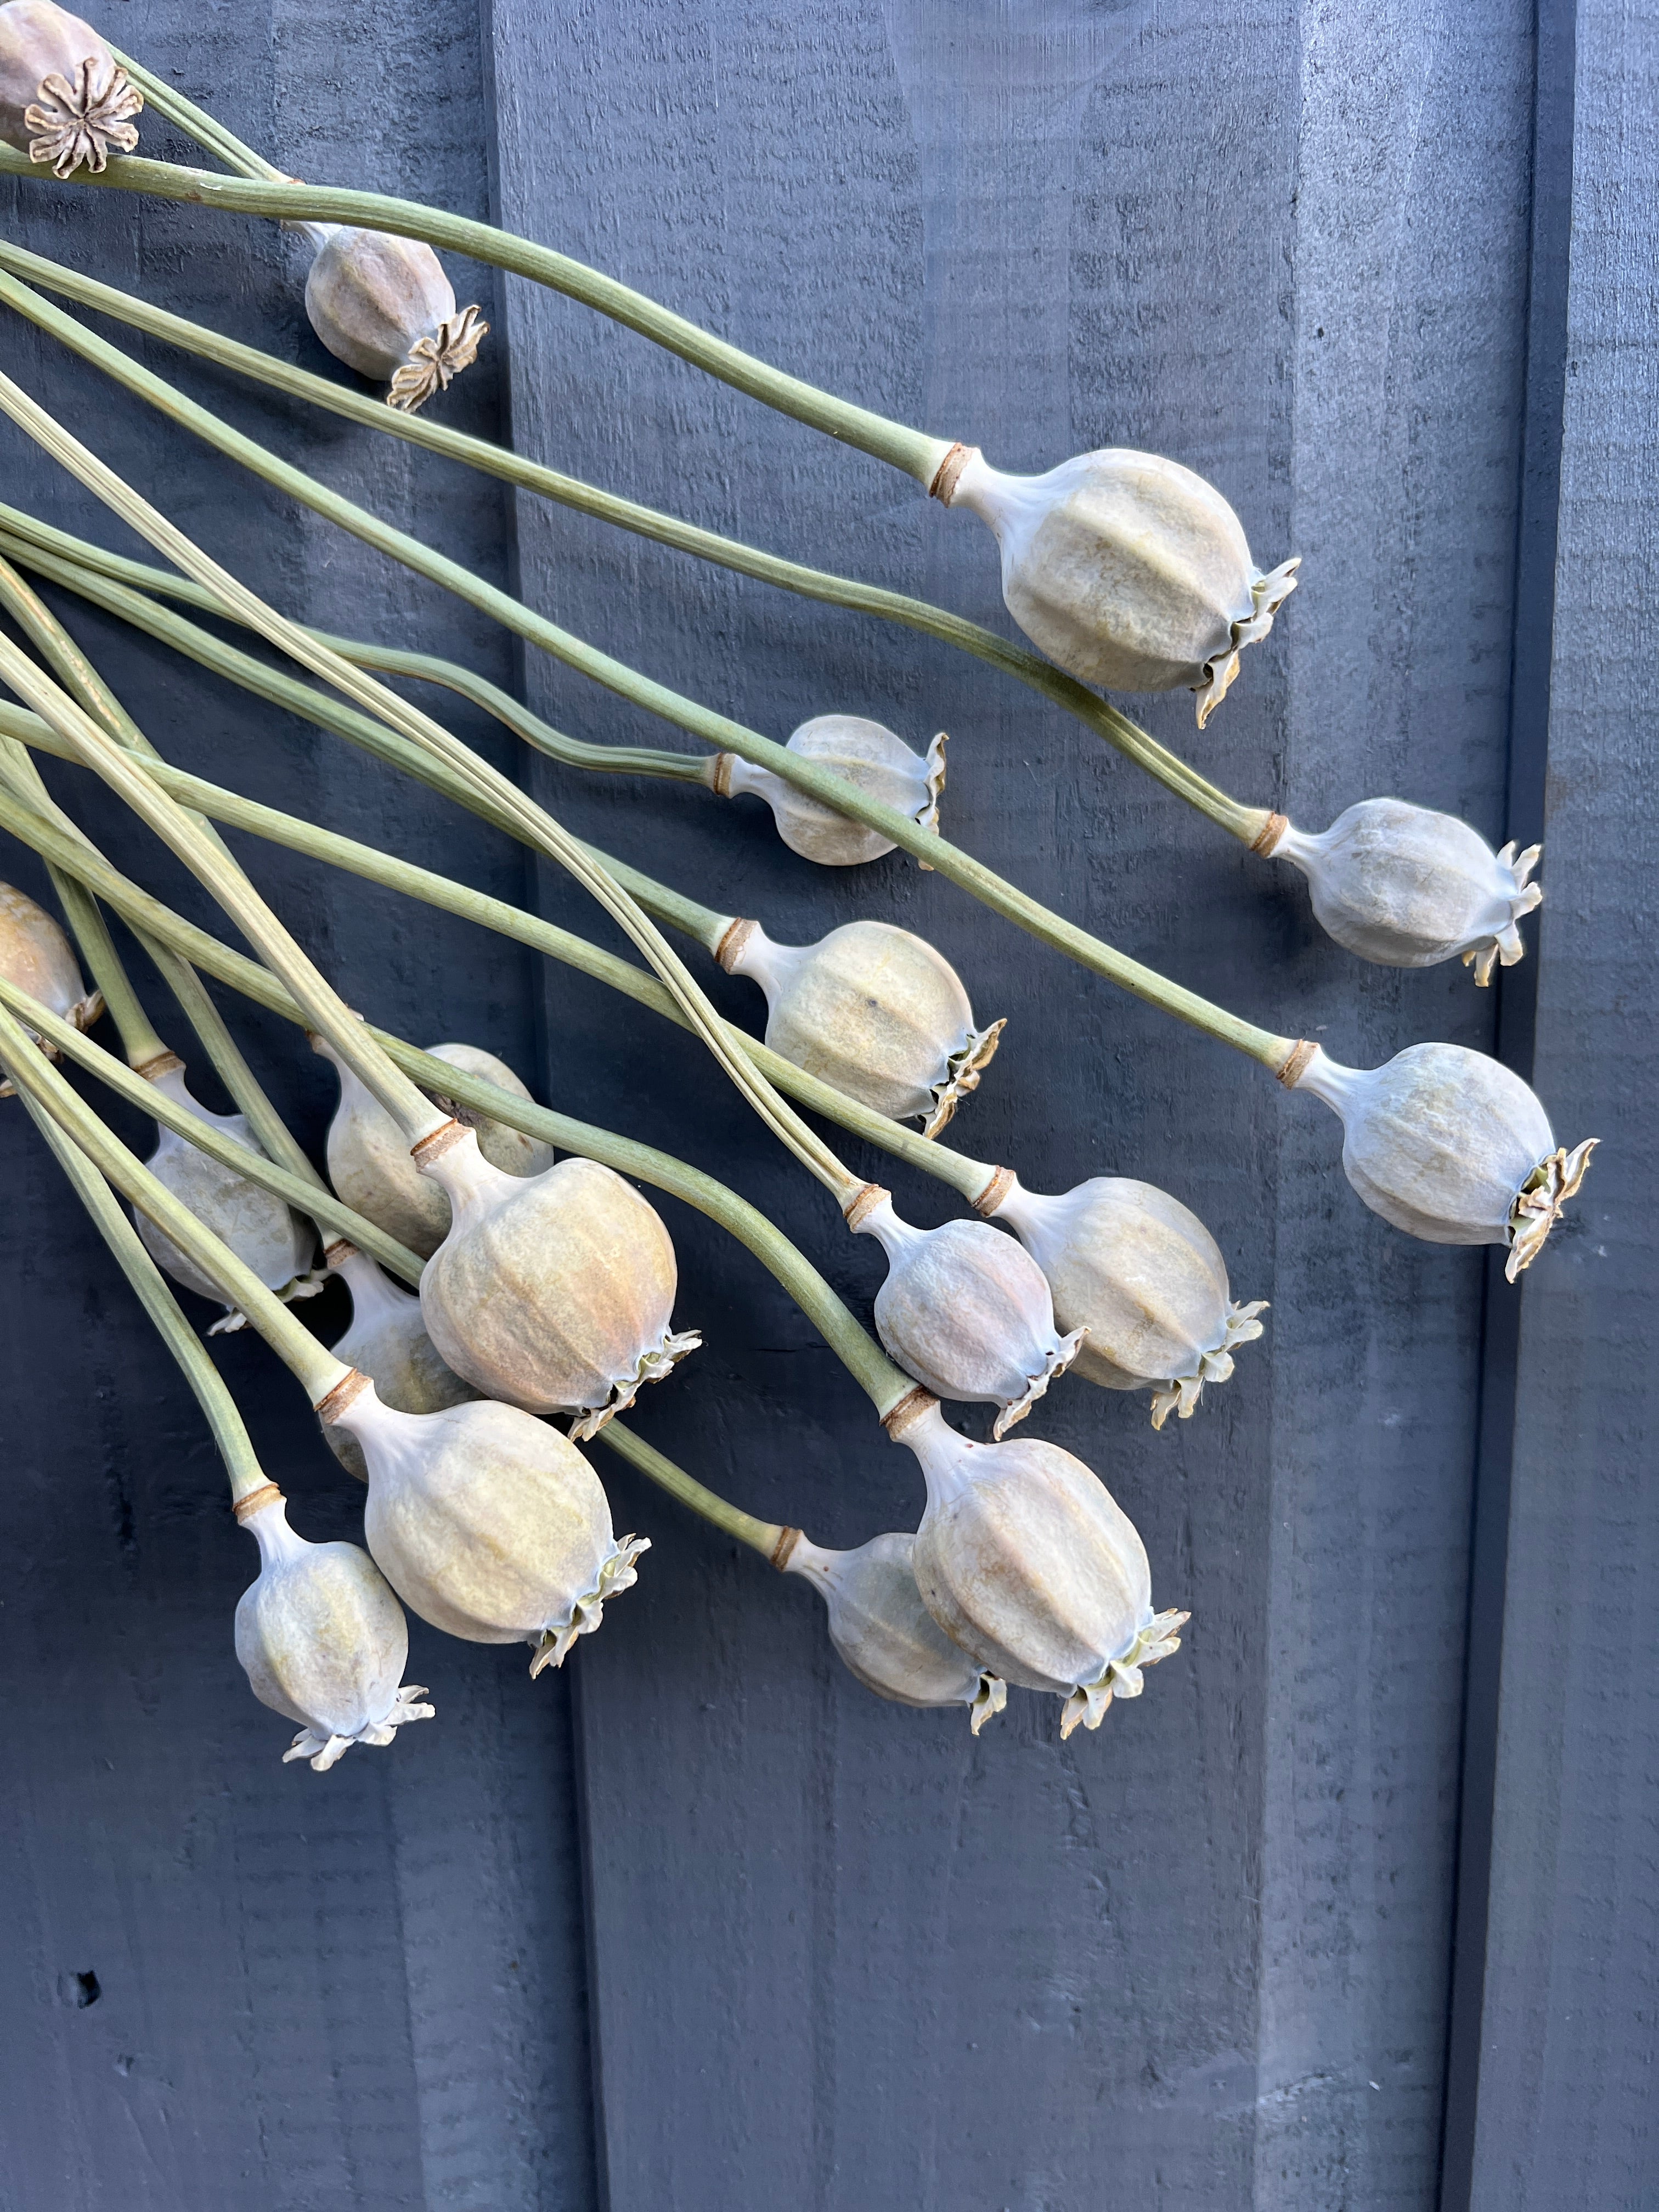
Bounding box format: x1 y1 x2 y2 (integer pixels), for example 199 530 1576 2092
14 1091 273 1505
0 790 917 1417
0 235 1260 838
0 701 997 1202
596 1420 786 1559
0 964 424 1285
0 139 949 484
0 996 349 1402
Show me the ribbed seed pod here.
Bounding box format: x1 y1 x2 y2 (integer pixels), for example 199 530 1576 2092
319 1243 477 1482
716 916 1002 1135
0 879 101 1094
233 1489 432 1772
1290 1042 1596 1279
417 1127 699 1437
782 1529 1006 1732
894 1397 1188 1738
935 445 1297 725
0 1 140 177
1269 800 1543 983
325 1373 648 1675
989 1173 1267 1429
850 1187 1082 1438
302 225 488 413
715 714 946 865
136 1058 321 1330
315 1034 552 1260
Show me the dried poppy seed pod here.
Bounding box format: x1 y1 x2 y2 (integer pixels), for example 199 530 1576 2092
136 1057 321 1330
0 1 140 178
417 1126 699 1437
0 879 101 1094
893 1397 1188 1738
1266 800 1543 983
849 1186 1083 1438
1288 1040 1596 1280
781 1528 1006 1732
314 1033 552 1259
714 714 945 866
715 916 1003 1135
301 224 488 413
934 445 1297 726
323 1372 648 1674
319 1242 477 1482
233 1487 433 1773
986 1173 1267 1429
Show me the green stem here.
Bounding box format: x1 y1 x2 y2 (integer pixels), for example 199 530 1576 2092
0 789 917 1418
0 235 1257 837
0 699 996 1203
1 134 949 484
596 1420 786 1559
15 1089 271 1503
0 995 348 1402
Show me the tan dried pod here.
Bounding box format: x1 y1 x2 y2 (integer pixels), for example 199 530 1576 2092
714 714 946 866
135 1057 322 1331
234 1488 433 1772
417 1126 700 1437
933 445 1297 725
0 878 101 1094
893 1396 1189 1739
314 1033 552 1259
1289 1041 1597 1280
987 1173 1267 1429
781 1528 1006 1731
1265 800 1543 984
301 223 488 413
715 915 1002 1135
0 1 140 178
323 1372 648 1674
318 1242 477 1482
849 1187 1083 1438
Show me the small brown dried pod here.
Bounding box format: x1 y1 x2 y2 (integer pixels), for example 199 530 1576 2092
302 224 488 413
0 878 101 1094
0 1 140 178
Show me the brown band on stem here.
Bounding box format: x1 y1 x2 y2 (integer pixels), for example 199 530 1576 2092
232 1481 283 1525
1276 1039 1318 1089
881 1386 938 1440
710 752 737 798
842 1181 890 1232
134 1048 185 1082
1250 811 1289 857
928 442 973 505
713 916 757 973
970 1164 1016 1216
323 1238 357 1269
313 1367 373 1425
409 1116 469 1169
770 1526 802 1572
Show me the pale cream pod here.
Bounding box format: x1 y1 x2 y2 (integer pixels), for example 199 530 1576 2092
1289 1040 1596 1280
849 1187 1083 1439
417 1126 700 1437
1266 800 1543 984
300 224 488 413
136 1058 322 1330
985 1173 1267 1429
0 879 101 1094
323 1372 648 1675
715 915 1002 1136
933 444 1297 726
781 1528 1007 1733
0 1 140 178
319 1241 477 1482
315 1034 552 1260
893 1397 1188 1739
714 714 945 865
233 1488 433 1773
